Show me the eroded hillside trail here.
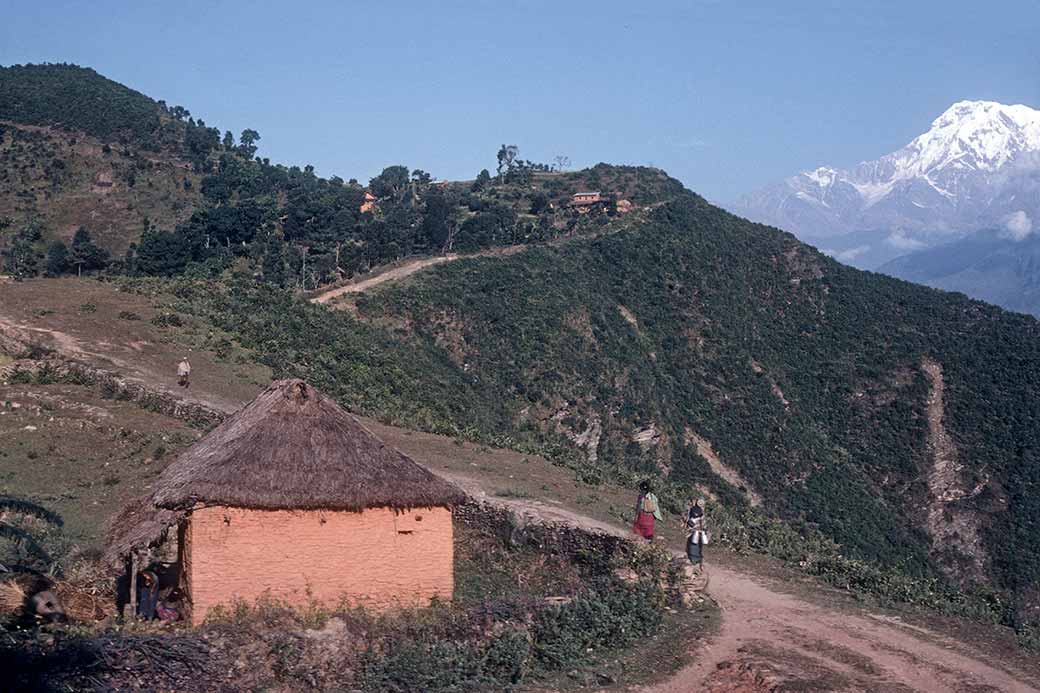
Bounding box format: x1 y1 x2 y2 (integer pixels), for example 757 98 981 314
310 203 668 305
310 245 528 304
447 471 1038 692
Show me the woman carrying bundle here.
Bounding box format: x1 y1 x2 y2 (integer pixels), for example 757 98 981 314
684 498 709 569
632 480 663 542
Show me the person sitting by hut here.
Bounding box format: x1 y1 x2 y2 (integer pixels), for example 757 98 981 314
156 586 183 622
177 357 191 388
684 498 709 570
632 480 663 542
136 569 159 620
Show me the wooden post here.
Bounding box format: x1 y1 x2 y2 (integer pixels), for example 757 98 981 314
128 552 137 620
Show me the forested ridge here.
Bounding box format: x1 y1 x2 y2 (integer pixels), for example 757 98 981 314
1 64 670 287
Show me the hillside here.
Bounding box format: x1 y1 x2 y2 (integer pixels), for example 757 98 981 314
124 188 1039 633
1 64 675 289
0 119 202 253
356 196 1040 596
1 63 1038 648
0 64 210 254
2 280 1039 690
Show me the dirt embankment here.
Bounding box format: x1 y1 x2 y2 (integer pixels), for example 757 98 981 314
921 357 988 584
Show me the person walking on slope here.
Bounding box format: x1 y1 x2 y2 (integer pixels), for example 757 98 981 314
177 357 191 388
632 480 663 542
684 498 709 570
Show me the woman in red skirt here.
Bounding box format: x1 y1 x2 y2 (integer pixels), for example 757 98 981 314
632 480 663 541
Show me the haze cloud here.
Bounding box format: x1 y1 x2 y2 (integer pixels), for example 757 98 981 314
1002 210 1033 241
823 245 871 262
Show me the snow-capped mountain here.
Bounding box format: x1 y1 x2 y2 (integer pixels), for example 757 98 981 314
730 100 1040 269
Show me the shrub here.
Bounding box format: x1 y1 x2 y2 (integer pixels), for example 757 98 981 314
532 580 664 671
150 311 183 328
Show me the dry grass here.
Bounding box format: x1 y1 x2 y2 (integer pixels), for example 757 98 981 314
0 278 270 412
0 382 199 545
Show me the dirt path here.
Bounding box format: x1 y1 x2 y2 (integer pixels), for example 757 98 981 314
443 469 1036 692
311 245 527 304
0 315 244 415
647 563 1036 692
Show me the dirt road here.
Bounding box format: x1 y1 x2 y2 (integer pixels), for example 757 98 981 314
311 255 459 304
439 470 1037 692
648 563 1036 692
311 245 528 305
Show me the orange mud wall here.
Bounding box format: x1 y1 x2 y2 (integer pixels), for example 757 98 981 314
182 506 453 624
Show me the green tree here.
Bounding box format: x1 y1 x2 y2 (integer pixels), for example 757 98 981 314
222 130 235 149
134 228 192 276
45 240 68 276
530 192 550 215
370 165 410 201
239 128 261 158
69 227 110 274
261 232 288 285
2 218 44 279
496 144 519 177
420 188 453 250
472 169 492 192
411 169 432 188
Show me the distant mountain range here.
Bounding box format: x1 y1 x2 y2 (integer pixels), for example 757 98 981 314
730 100 1040 271
879 230 1040 316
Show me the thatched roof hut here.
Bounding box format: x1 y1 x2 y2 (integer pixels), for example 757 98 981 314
108 379 464 560
106 379 465 622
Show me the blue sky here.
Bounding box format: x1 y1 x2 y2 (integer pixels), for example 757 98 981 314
2 1 1037 201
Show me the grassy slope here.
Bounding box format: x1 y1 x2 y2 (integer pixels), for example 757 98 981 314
0 64 163 143
0 278 270 407
0 278 270 544
0 382 199 543
0 63 205 253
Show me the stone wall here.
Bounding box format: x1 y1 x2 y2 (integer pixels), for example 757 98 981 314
0 357 223 429
454 500 632 572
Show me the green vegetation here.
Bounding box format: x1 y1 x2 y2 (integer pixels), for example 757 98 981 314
0 64 161 143
118 185 1040 637
355 197 1040 599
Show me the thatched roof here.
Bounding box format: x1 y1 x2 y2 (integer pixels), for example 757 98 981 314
104 495 185 568
105 379 465 566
